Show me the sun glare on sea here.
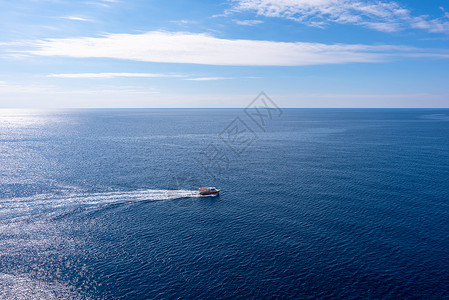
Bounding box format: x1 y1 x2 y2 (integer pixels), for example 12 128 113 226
0 109 62 128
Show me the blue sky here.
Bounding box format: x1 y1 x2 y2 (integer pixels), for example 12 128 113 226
1 0 449 107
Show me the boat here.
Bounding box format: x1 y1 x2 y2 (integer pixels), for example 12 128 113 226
198 187 220 196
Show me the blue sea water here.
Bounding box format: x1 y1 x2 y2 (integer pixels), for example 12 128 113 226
1 108 449 299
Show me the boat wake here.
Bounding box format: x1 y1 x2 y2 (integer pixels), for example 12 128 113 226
0 189 206 222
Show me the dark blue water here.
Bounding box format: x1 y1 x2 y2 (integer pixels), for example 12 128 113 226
1 109 449 299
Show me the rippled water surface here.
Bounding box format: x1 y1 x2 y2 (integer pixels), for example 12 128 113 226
1 109 449 299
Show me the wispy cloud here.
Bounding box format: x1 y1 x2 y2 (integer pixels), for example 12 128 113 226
48 73 258 81
233 19 263 26
48 72 184 78
85 0 118 8
0 83 58 94
229 0 449 33
170 20 200 25
60 16 92 22
21 31 449 67
0 82 158 96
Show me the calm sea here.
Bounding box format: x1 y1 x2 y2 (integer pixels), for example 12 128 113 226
1 109 448 299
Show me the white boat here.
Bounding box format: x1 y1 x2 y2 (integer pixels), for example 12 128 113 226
198 187 220 196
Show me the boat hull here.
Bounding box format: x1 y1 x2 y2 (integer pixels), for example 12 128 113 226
198 187 220 196
198 191 220 196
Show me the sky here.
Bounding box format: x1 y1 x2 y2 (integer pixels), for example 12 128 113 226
1 0 449 108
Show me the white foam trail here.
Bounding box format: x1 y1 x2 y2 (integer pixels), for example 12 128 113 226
63 189 200 206
0 189 208 221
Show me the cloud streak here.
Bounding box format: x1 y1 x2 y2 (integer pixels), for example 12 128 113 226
233 19 263 26
48 72 184 78
22 31 449 66
60 16 92 22
229 0 449 33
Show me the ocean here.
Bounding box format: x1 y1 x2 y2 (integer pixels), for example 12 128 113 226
1 108 448 299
